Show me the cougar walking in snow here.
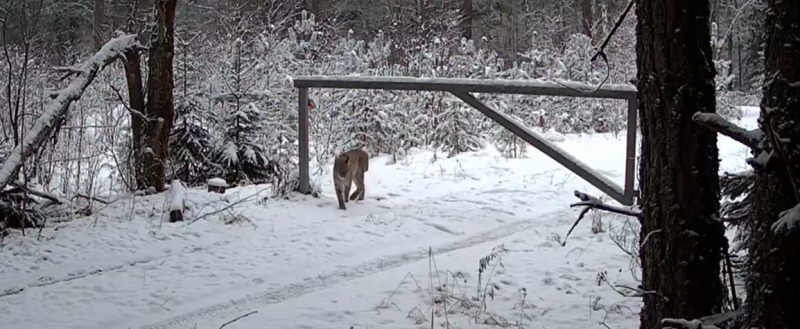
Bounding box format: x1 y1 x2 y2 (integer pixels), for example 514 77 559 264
332 148 369 210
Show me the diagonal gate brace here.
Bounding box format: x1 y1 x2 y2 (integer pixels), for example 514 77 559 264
449 90 633 205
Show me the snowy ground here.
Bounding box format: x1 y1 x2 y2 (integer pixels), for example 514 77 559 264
0 107 757 329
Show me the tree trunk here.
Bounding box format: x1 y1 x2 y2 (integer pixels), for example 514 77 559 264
459 0 473 40
418 0 428 26
123 49 146 190
580 0 594 40
310 0 325 22
93 0 104 50
635 0 726 328
746 0 800 327
139 0 177 192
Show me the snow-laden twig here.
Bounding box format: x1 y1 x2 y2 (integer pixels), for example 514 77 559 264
692 112 763 150
562 190 642 246
0 34 144 190
772 202 800 233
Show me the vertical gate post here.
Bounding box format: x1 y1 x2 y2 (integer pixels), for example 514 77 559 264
624 96 638 204
298 87 310 194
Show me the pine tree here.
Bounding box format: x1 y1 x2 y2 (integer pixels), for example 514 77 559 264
211 37 275 185
432 98 484 158
710 22 743 121
552 33 605 134
169 32 214 186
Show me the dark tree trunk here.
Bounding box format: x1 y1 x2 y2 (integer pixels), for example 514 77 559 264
139 0 177 192
123 49 146 190
635 0 726 328
459 0 473 40
310 0 325 21
746 0 800 327
580 0 593 40
93 0 104 50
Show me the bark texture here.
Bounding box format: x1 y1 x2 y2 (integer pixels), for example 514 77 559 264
139 0 177 192
635 0 726 328
746 0 800 327
123 49 145 189
460 0 473 40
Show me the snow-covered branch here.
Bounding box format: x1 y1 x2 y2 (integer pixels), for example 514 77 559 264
561 190 642 246
6 182 70 205
692 112 763 150
661 318 721 329
0 34 144 190
772 203 800 233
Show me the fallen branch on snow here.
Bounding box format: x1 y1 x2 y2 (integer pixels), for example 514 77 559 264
0 34 145 190
561 190 642 246
7 182 70 205
73 193 110 204
187 187 270 225
219 310 257 329
692 112 763 151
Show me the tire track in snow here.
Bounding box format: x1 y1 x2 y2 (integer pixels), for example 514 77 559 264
136 209 571 329
0 240 235 298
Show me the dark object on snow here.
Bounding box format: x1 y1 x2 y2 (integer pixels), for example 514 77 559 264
1 191 43 229
169 209 183 222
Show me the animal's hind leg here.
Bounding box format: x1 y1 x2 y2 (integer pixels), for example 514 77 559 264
343 180 352 203
350 171 365 201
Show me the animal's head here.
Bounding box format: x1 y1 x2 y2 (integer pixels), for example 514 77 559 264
334 153 350 176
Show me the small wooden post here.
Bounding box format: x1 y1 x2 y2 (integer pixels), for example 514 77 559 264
624 96 639 204
298 87 310 194
207 177 228 194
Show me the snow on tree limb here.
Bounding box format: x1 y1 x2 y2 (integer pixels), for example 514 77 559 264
661 318 721 329
772 203 800 233
0 34 144 190
561 190 642 246
692 112 763 150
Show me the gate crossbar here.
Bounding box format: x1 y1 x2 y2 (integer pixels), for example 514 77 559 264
292 75 638 206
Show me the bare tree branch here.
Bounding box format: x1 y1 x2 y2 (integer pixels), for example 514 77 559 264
561 190 642 246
